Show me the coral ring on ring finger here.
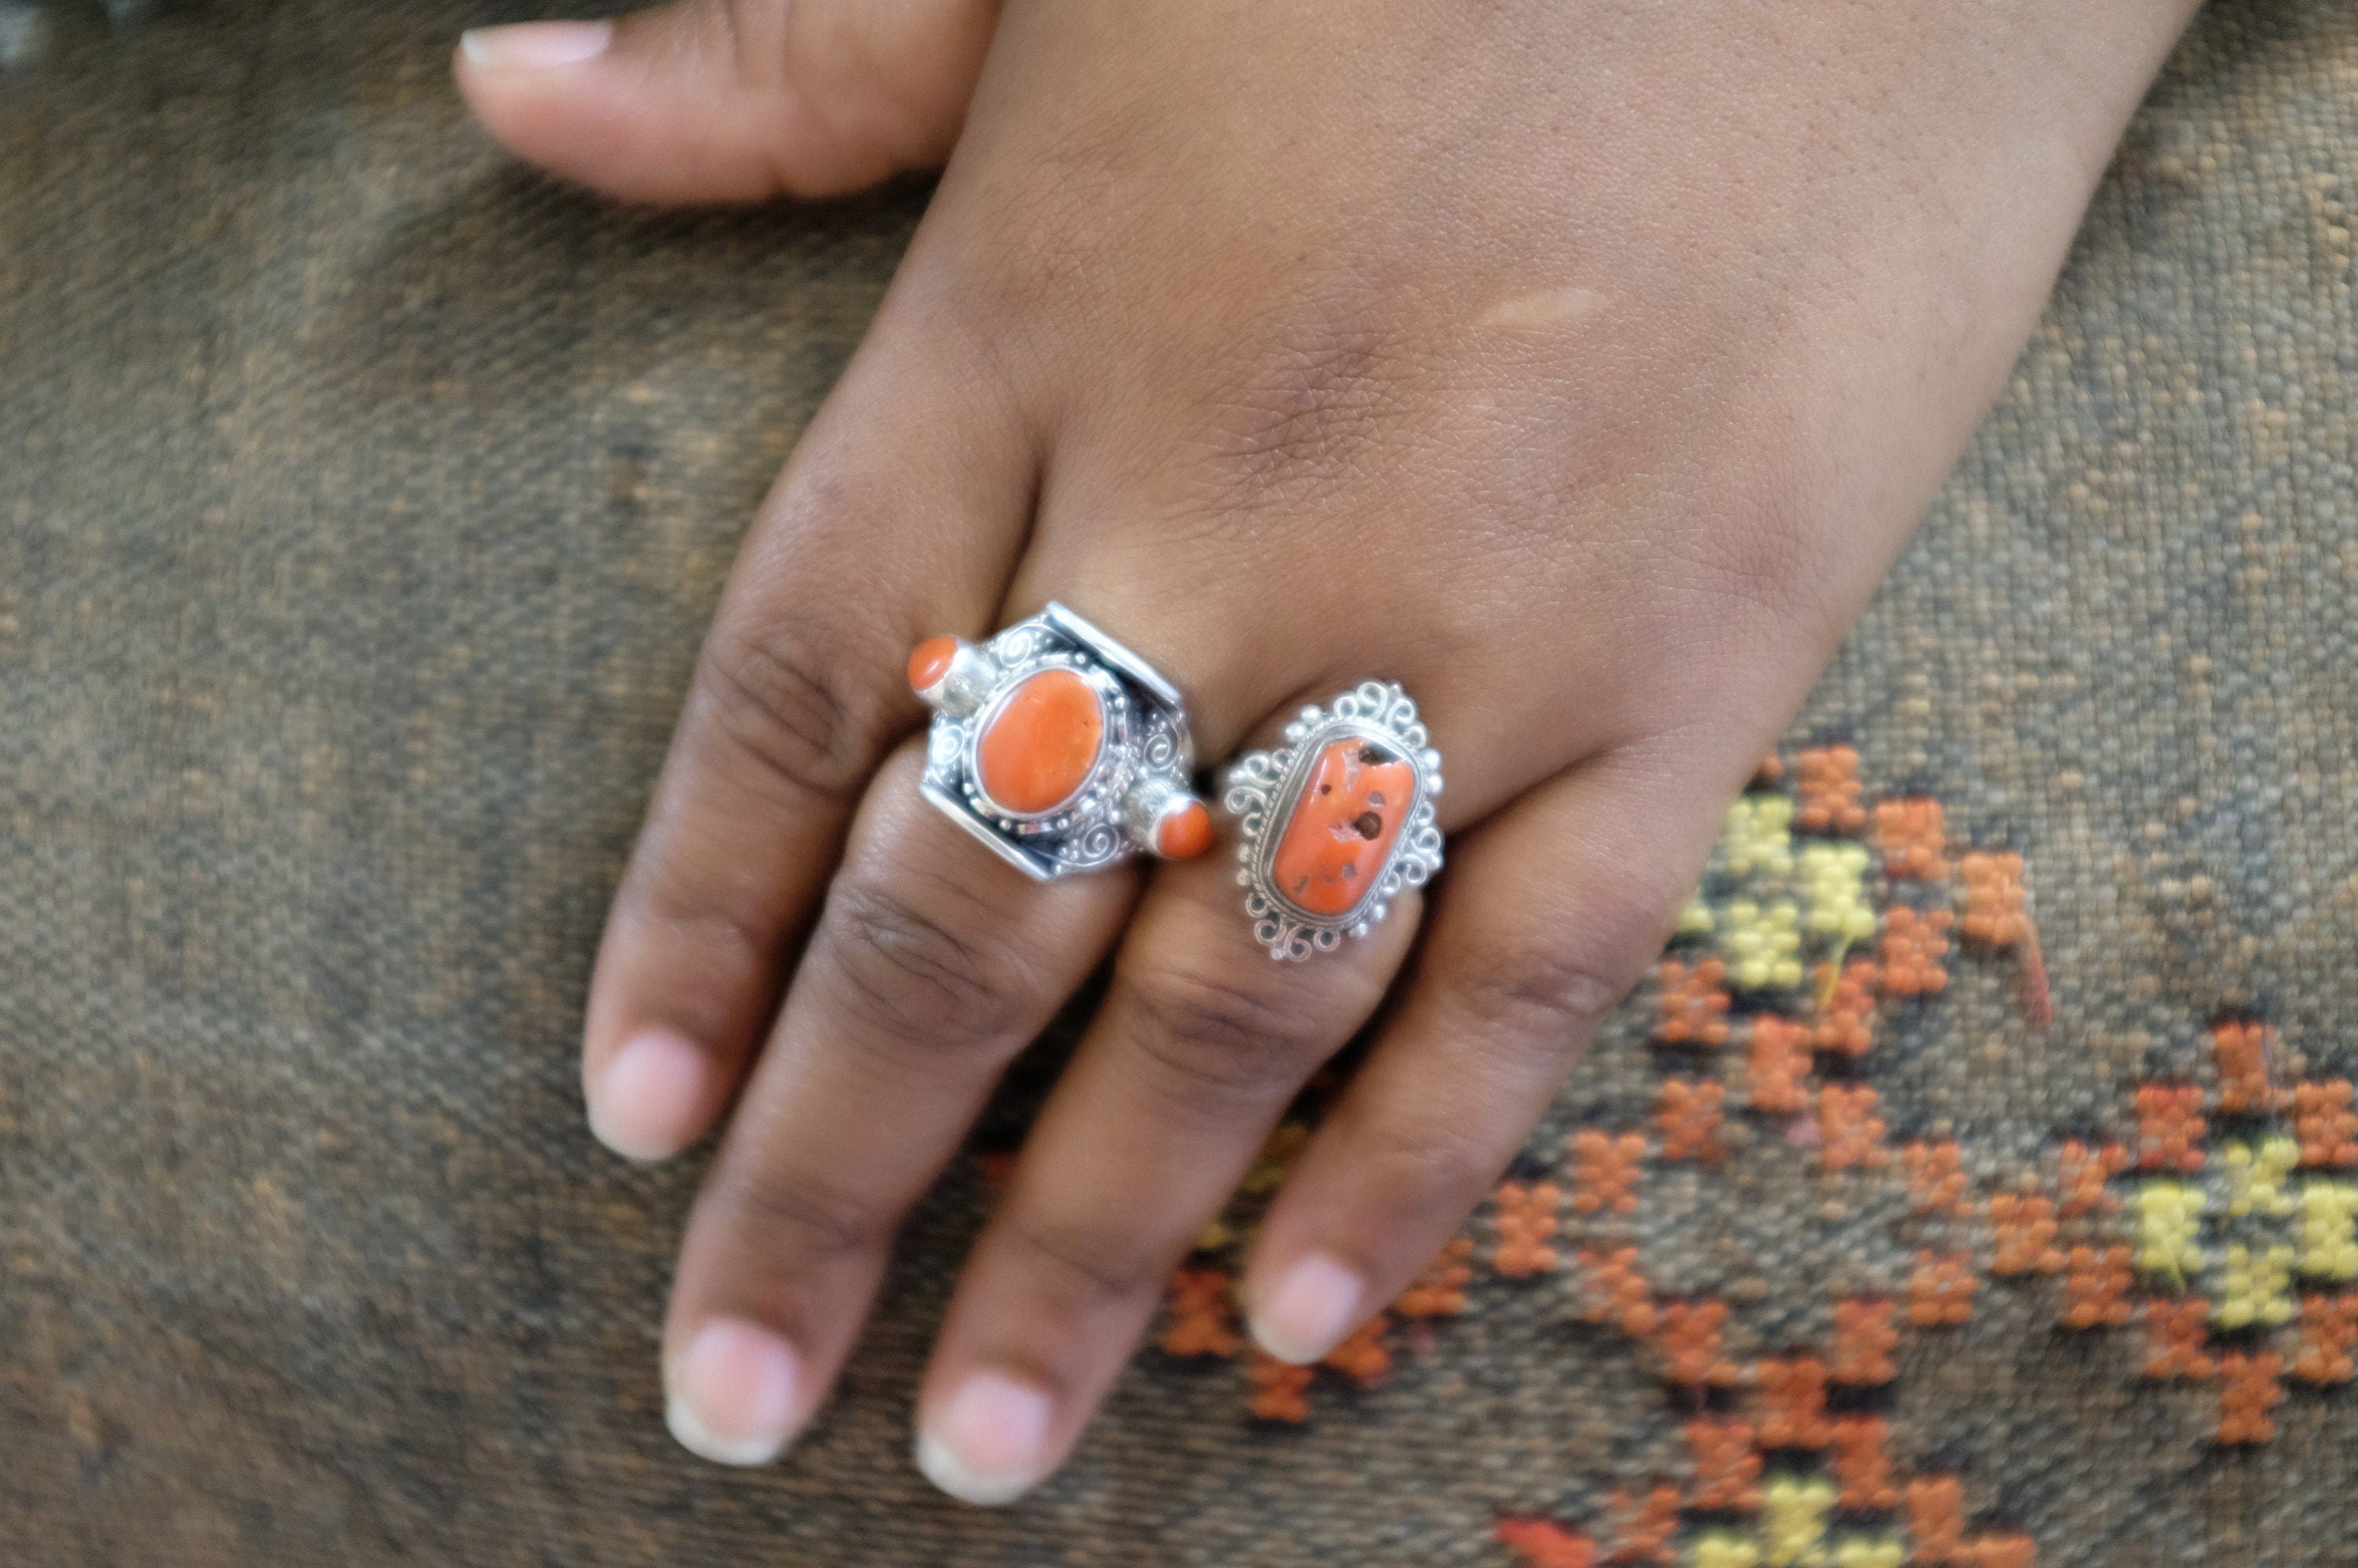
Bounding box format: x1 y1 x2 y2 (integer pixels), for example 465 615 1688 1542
1222 681 1444 960
908 603 1212 879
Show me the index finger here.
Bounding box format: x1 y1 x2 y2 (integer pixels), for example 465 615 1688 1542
582 319 1038 1161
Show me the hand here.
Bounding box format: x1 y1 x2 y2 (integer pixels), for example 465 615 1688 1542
459 0 2198 1502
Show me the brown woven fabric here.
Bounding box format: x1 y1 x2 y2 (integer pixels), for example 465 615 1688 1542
3 2 2354 1564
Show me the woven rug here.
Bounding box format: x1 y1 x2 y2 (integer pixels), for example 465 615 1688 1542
4 2 2356 1563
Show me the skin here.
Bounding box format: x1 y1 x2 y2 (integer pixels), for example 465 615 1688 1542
457 0 2202 1504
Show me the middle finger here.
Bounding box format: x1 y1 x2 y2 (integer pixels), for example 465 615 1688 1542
913 848 1416 1504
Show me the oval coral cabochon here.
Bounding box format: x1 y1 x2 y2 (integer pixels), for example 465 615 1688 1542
1266 732 1420 920
975 668 1107 817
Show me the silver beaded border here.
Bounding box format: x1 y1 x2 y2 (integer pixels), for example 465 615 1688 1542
1222 681 1444 960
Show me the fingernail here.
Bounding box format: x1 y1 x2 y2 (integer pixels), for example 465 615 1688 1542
590 1027 711 1162
1249 1251 1364 1364
915 1370 1054 1507
665 1318 804 1467
459 19 612 69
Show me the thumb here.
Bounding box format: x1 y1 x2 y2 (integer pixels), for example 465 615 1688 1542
456 0 998 205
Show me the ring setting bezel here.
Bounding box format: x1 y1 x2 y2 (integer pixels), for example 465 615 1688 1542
1223 681 1444 960
917 602 1199 880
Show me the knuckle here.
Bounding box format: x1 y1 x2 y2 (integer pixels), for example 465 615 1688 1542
1001 1214 1160 1309
703 1157 880 1268
1118 961 1329 1103
1442 864 1680 1070
1355 1111 1500 1211
818 879 1036 1051
693 612 889 809
1656 460 1832 648
963 149 1141 323
1447 941 1627 1063
1193 301 1426 509
617 857 776 979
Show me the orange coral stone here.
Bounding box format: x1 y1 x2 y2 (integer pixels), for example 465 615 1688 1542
1155 799 1214 858
977 669 1104 814
1269 737 1416 917
906 635 960 692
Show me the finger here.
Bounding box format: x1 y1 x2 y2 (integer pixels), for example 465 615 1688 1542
1240 742 1739 1361
891 521 1622 1503
581 321 1036 1162
455 0 999 204
661 744 1134 1466
913 850 1417 1504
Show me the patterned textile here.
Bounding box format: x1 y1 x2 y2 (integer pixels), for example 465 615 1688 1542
2 2 2353 1563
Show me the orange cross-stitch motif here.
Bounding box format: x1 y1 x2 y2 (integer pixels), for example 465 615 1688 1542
1828 1298 1900 1385
1810 958 1879 1058
1653 1299 1739 1388
1989 1192 2063 1276
1579 1246 1657 1337
1820 1083 1890 1171
2056 1139 2128 1216
2293 1079 2358 1169
2059 1246 2134 1329
1747 1015 1812 1114
1321 1314 1393 1388
1570 1129 1647 1215
2143 1298 2215 1379
1795 744 1867 834
1906 1475 1967 1566
1958 850 2030 949
1493 1181 1563 1277
1603 1485 1680 1566
1755 1356 1833 1449
1659 1078 1727 1163
1496 1520 1599 1568
1963 1534 2037 1568
1901 1140 1969 1217
1394 1237 1473 1318
1656 957 1732 1047
2217 1351 2283 1444
1248 1353 1312 1423
2134 1084 2207 1173
1831 1416 1899 1510
1685 1419 1762 1510
1874 798 1951 880
1880 907 1952 997
2212 1019 2276 1114
1160 1268 1240 1357
1908 1250 1977 1327
2294 1293 2358 1385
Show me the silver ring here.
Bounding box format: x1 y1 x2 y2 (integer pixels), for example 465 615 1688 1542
909 602 1211 880
1221 681 1444 960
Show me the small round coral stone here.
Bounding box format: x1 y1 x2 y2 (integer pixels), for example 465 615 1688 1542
906 635 960 693
1155 799 1214 859
977 669 1104 815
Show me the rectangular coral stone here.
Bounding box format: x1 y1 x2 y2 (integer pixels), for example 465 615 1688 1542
1267 734 1417 919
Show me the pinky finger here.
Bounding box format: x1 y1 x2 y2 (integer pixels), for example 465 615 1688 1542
1236 744 1735 1364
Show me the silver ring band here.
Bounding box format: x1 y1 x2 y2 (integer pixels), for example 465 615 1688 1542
1221 681 1444 960
910 602 1210 879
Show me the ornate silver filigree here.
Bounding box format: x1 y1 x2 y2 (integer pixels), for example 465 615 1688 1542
1222 681 1444 960
917 603 1201 880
